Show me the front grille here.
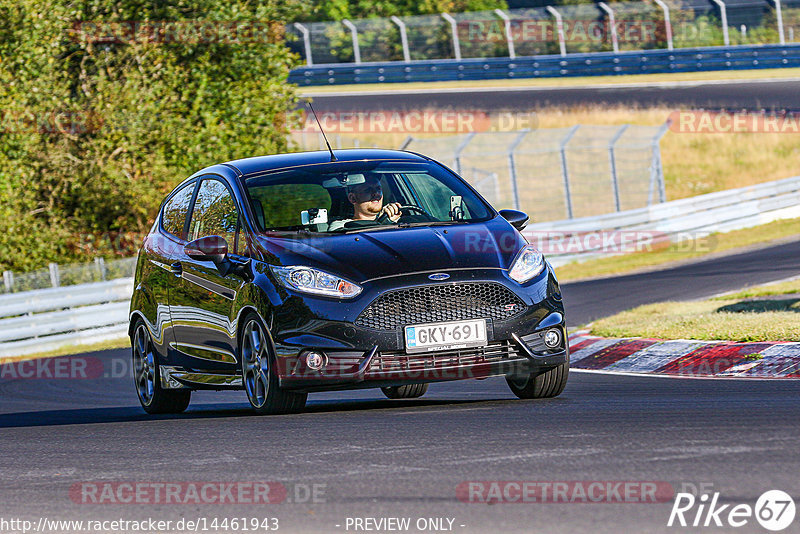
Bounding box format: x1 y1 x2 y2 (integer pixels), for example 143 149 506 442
355 282 526 330
369 340 522 373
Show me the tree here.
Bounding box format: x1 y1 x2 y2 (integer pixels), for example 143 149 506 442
0 0 303 271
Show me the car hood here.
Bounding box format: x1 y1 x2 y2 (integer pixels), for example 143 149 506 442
255 216 526 284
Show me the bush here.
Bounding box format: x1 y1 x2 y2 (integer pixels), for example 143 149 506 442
0 0 304 271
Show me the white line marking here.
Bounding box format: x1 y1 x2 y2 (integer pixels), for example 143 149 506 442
570 367 788 380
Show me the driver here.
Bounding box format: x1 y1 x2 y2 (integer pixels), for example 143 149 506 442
329 177 402 231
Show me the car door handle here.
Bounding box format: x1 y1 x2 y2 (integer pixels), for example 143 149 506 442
170 262 183 276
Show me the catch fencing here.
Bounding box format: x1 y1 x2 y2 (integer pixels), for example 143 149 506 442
291 124 669 222
401 124 669 221
287 1 800 67
0 257 137 295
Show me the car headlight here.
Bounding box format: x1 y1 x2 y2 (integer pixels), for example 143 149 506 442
508 244 545 284
270 266 362 298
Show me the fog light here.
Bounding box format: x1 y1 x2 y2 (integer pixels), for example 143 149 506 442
304 351 326 370
544 329 561 349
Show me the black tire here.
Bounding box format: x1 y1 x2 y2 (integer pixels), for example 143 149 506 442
506 351 569 399
131 319 191 414
381 383 428 399
240 314 307 415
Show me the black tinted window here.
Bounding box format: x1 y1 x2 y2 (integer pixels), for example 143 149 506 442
188 179 238 243
161 182 195 239
244 161 492 232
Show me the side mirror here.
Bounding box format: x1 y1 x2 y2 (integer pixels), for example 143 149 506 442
185 235 228 267
499 209 530 231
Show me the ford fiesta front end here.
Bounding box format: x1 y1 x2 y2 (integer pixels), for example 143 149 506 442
129 149 568 415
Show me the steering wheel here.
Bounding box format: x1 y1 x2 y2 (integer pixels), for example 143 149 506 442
397 205 433 220
375 205 435 225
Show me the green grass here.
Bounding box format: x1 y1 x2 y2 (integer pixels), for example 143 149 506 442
713 277 800 300
590 297 800 342
555 216 800 282
0 336 129 365
299 68 800 94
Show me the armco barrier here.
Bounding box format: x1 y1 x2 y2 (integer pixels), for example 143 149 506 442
526 174 800 267
0 278 132 358
289 44 800 86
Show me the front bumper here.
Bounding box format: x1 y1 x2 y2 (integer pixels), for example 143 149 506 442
271 265 566 392
278 325 567 392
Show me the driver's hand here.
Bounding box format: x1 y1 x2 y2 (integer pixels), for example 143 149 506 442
380 202 402 222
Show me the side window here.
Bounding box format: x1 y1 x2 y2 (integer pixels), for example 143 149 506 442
161 182 195 239
188 179 239 245
403 173 459 220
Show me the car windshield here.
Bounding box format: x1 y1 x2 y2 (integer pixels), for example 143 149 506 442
243 160 493 233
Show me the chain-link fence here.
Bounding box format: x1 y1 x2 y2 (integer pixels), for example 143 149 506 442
402 125 669 221
288 0 800 65
289 124 668 222
0 257 137 294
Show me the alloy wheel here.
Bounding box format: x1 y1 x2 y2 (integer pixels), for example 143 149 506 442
133 324 156 406
242 319 270 408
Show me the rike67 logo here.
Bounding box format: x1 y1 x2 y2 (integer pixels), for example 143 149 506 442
668 490 796 531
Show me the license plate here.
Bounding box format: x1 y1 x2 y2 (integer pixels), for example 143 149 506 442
404 319 487 354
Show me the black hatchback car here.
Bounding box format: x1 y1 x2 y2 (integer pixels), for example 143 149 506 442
129 149 568 414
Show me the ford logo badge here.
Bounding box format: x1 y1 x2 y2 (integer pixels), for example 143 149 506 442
428 273 450 281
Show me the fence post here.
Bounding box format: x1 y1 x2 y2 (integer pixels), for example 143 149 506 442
507 129 531 210
292 23 313 66
342 19 362 63
441 13 462 61
771 0 786 44
559 125 580 219
390 16 411 62
647 122 670 204
453 133 476 175
494 9 516 59
654 122 670 203
652 0 674 50
95 257 107 281
711 0 730 46
3 270 13 293
49 263 60 287
598 3 619 54
608 124 629 212
546 6 567 57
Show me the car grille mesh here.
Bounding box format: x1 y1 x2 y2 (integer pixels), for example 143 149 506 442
370 340 522 373
355 282 525 330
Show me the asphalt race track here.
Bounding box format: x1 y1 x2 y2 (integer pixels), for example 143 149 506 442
563 237 800 325
1 239 799 533
305 78 800 112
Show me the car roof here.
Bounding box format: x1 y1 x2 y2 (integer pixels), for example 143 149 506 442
223 149 430 177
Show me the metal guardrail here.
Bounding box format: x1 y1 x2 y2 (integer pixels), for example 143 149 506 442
0 278 132 358
529 174 800 266
289 43 800 85
288 3 800 66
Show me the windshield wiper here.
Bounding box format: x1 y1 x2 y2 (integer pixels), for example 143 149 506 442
396 220 469 228
339 225 400 234
338 220 472 234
